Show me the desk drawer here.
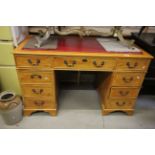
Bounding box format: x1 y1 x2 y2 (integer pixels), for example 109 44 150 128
15 55 51 68
116 58 150 71
53 56 116 70
24 97 56 109
112 72 145 86
105 99 136 109
109 87 140 98
22 85 54 97
18 70 54 84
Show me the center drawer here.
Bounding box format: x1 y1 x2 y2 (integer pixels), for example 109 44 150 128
109 87 140 98
18 70 54 84
112 72 145 86
53 56 116 70
22 85 54 97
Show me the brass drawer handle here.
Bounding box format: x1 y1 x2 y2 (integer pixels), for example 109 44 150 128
64 60 76 67
119 91 129 96
30 74 42 79
27 59 40 66
34 101 45 106
32 89 43 94
122 77 133 83
93 61 104 68
116 101 126 106
126 62 138 69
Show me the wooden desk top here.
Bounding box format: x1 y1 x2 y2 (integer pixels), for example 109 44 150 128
14 36 153 59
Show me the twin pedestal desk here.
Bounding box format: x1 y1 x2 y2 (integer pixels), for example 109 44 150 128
14 36 153 116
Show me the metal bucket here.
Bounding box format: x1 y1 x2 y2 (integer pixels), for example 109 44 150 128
0 91 23 125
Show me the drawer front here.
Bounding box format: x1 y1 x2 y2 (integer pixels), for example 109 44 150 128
105 99 136 109
112 72 145 86
53 56 116 70
0 26 12 40
24 97 56 109
18 70 54 84
116 58 150 71
0 42 15 65
22 85 54 97
109 87 140 98
15 55 52 68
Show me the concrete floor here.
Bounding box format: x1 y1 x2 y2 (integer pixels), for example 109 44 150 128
0 90 155 129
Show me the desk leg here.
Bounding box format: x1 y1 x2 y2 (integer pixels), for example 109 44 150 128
102 108 134 116
45 109 57 116
24 110 33 116
24 109 57 116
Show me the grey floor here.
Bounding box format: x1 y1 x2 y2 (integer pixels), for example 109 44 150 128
0 90 155 129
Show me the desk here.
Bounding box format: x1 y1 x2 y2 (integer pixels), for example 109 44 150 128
14 36 153 116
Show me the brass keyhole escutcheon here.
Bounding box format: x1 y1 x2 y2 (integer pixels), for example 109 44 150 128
82 58 88 62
